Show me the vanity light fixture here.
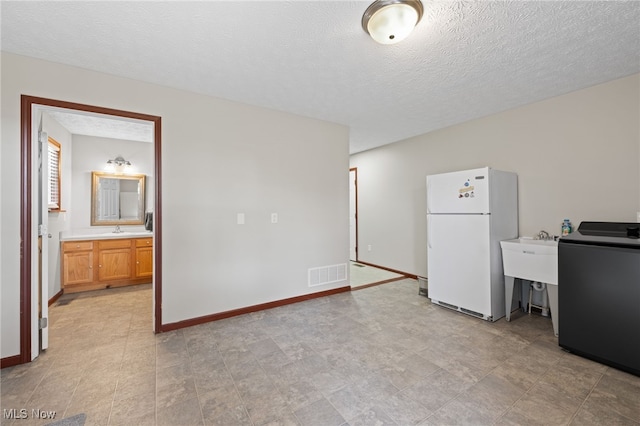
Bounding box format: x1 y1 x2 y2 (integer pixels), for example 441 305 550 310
106 156 131 172
107 156 131 167
362 0 424 45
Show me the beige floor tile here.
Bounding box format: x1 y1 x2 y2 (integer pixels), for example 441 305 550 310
275 377 324 412
156 362 193 389
499 383 583 425
81 407 111 426
326 384 374 421
108 391 155 426
242 393 291 425
536 363 603 401
200 404 250 426
570 397 639 426
66 375 117 409
376 391 432 425
422 397 496 426
192 361 235 392
198 384 244 419
156 377 198 410
400 368 475 413
308 369 349 396
584 372 640 422
3 279 639 426
156 397 203 426
347 406 396 426
113 370 155 402
293 397 345 426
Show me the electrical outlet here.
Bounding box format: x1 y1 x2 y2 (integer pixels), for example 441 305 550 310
637 211 640 222
271 213 278 224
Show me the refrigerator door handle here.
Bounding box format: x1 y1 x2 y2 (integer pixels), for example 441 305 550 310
427 215 432 249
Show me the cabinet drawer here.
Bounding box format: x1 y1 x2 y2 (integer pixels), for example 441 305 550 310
62 241 93 252
98 239 132 250
135 238 153 247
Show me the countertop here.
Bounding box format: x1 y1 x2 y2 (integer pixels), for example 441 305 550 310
60 229 153 241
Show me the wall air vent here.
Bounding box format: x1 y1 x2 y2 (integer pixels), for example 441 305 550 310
308 264 347 287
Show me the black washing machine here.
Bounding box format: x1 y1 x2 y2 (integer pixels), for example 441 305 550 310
558 221 640 376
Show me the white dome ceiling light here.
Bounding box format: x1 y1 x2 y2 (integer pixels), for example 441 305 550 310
362 0 424 45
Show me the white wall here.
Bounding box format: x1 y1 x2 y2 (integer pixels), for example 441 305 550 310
71 135 154 229
350 73 640 277
1 52 349 359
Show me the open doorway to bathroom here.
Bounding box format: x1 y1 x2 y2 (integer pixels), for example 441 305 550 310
19 95 162 364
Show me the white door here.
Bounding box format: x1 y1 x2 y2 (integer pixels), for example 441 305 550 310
427 214 492 316
349 169 357 261
427 167 490 214
37 131 49 351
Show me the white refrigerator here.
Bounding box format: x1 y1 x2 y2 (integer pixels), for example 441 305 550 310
426 167 518 321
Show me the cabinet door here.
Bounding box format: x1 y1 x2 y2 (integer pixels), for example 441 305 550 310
98 248 132 281
135 246 153 278
63 251 94 286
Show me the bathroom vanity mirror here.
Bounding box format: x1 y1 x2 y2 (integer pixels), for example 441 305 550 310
91 171 146 225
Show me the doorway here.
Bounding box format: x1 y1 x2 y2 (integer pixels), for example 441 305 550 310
19 95 163 364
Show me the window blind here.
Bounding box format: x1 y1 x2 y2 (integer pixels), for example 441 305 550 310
48 140 60 209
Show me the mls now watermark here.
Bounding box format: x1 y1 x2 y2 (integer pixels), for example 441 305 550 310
3 408 57 420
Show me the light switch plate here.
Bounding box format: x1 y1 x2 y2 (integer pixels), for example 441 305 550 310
237 213 245 225
637 211 640 222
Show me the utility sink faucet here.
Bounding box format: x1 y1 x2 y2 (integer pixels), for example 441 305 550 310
113 225 122 233
536 230 551 240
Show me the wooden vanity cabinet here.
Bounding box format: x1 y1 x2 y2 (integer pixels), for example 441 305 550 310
62 237 153 293
135 238 153 279
62 241 94 288
97 239 133 282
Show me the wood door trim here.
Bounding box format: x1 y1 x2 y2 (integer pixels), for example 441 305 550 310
161 286 352 332
16 95 162 367
350 167 358 261
352 260 417 279
19 96 32 364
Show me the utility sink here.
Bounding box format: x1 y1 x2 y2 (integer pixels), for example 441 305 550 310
500 238 558 285
500 237 559 336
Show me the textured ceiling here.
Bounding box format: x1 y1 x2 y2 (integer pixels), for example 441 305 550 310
2 1 639 153
47 110 154 143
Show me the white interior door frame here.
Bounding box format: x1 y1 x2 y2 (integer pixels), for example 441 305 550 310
36 128 49 354
349 168 358 261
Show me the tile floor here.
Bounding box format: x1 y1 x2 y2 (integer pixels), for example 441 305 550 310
2 280 639 426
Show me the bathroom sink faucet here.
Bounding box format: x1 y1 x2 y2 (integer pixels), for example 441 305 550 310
536 230 551 240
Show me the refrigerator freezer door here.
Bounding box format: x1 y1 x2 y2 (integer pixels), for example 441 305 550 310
428 214 492 317
427 168 490 214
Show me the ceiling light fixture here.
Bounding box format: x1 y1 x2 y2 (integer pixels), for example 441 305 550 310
362 0 424 45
